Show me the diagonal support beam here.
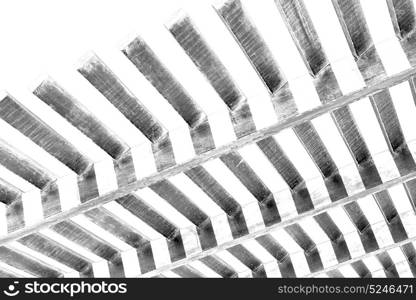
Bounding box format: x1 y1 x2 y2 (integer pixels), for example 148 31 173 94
309 235 416 277
1 66 416 260
139 169 416 277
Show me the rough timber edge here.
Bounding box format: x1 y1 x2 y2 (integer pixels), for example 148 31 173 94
0 66 415 272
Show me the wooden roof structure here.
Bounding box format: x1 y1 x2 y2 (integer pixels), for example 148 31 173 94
1 0 416 277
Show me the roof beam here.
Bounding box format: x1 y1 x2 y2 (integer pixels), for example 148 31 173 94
0 66 415 261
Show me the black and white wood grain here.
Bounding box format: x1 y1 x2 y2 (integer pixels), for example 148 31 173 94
0 0 416 278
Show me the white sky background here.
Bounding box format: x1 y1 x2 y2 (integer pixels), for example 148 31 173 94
0 0 414 146
0 0 416 277
0 0 280 129
0 0 184 90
